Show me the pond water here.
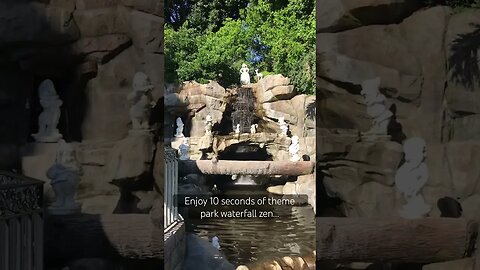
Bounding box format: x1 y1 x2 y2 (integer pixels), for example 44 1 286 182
184 186 316 266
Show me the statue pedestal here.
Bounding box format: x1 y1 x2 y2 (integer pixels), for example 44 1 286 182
360 133 391 142
171 137 184 150
399 201 431 219
129 128 152 134
48 204 81 215
128 128 153 140
179 155 190 161
32 132 63 143
290 155 301 162
104 131 155 180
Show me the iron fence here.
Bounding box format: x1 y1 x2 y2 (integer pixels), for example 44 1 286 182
0 170 44 270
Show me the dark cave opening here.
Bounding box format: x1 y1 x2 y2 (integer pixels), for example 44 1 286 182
218 143 272 161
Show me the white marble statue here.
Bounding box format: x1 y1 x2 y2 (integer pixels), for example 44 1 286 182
47 140 82 214
205 115 214 136
128 72 154 130
240 63 250 85
235 124 241 134
179 137 190 160
250 124 258 134
33 79 63 142
175 117 184 138
255 69 263 81
278 117 289 136
360 77 393 135
289 135 301 161
395 137 431 219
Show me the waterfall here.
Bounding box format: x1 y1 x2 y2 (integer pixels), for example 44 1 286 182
231 87 256 133
234 175 256 185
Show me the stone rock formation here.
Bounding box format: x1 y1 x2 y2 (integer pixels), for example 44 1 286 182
165 75 316 212
318 3 480 268
104 132 155 181
0 1 164 269
128 72 154 131
165 81 227 137
317 0 421 33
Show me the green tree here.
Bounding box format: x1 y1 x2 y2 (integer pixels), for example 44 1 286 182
165 0 249 32
244 0 316 94
165 0 316 94
187 19 251 86
164 24 200 84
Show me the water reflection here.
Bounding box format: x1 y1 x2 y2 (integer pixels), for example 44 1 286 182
185 190 316 265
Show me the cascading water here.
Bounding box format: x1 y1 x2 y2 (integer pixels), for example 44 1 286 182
234 175 256 185
185 88 314 267
231 87 256 133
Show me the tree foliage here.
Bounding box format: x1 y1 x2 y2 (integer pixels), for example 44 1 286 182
244 0 316 94
449 24 480 90
165 20 250 86
165 0 250 32
422 0 480 8
165 0 316 94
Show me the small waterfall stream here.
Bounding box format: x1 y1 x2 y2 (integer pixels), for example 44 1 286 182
234 175 256 185
231 87 256 133
182 86 315 267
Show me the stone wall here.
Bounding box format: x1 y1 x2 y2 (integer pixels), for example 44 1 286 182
71 1 163 141
0 0 164 142
165 75 316 160
0 0 165 268
165 76 317 211
318 0 480 265
75 0 164 214
318 2 480 268
0 0 164 214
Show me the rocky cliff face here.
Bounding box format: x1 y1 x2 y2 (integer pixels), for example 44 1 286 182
165 75 316 160
165 76 317 210
0 0 163 141
317 0 480 227
0 0 164 216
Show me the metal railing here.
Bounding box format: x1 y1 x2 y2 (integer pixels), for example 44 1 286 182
164 147 180 230
0 171 44 270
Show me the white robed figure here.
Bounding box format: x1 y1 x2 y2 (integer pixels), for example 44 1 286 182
240 63 250 85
